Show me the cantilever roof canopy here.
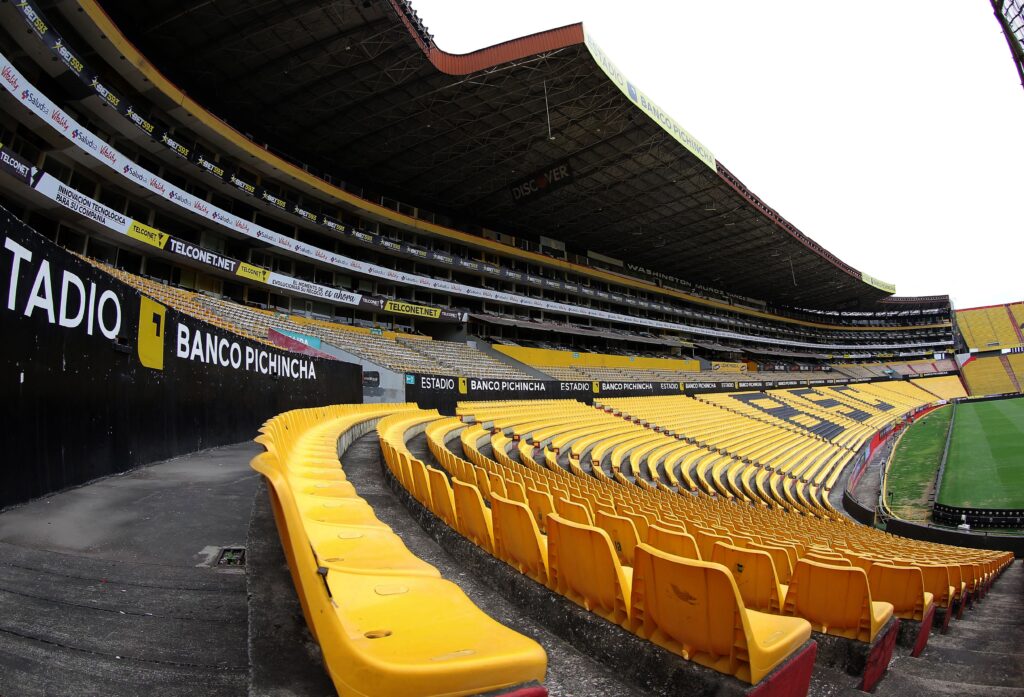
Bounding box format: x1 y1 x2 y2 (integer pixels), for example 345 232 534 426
90 0 919 309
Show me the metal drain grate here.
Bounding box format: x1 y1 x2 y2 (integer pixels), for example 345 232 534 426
217 546 246 567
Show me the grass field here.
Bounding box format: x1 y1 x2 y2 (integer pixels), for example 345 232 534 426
886 406 952 520
938 398 1024 509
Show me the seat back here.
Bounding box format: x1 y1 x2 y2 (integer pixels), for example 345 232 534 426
595 511 641 567
647 524 701 560
631 544 742 657
749 541 794 584
554 496 593 526
783 558 887 642
692 527 732 562
630 544 779 682
488 472 508 499
919 564 953 607
504 479 527 504
452 479 494 554
618 508 651 541
867 564 930 620
711 542 785 613
426 466 457 528
844 552 875 575
472 466 491 502
803 551 850 566
409 457 432 506
525 487 554 533
546 514 630 626
491 494 548 585
947 564 966 597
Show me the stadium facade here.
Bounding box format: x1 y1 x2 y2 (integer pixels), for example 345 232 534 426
1 3 1022 696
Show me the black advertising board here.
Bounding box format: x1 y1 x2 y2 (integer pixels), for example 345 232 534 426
0 208 361 508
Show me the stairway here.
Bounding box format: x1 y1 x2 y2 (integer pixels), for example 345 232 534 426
999 355 1022 393
874 561 1024 697
1006 305 1024 344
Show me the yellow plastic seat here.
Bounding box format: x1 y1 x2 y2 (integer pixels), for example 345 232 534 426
868 564 934 621
491 494 549 585
453 479 494 554
426 466 458 528
919 564 955 609
505 479 528 505
646 525 701 560
302 500 383 527
749 541 794 585
692 528 732 562
252 407 548 697
408 456 432 507
525 487 555 534
319 571 547 697
546 514 631 627
630 544 812 684
803 551 850 566
554 496 594 526
783 559 893 642
947 564 969 602
710 542 787 613
594 510 641 567
305 521 440 577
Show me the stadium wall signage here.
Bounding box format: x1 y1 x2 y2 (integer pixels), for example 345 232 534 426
0 142 464 323
0 37 938 353
582 27 716 170
0 207 360 508
404 373 859 414
508 161 574 204
860 272 896 295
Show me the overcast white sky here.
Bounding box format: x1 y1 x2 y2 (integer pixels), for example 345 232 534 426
412 0 1023 309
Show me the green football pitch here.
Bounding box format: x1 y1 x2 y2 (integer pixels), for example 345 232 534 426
886 406 953 520
938 398 1024 509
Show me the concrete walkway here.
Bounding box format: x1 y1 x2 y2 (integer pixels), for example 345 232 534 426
0 443 260 697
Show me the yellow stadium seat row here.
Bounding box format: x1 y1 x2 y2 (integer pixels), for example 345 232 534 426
385 413 818 688
429 400 1013 641
910 376 968 400
957 304 1022 350
251 404 548 697
962 356 1020 396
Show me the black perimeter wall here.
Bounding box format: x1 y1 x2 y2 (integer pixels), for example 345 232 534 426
1 209 362 508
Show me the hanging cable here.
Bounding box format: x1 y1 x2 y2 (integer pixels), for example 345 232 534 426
543 79 554 140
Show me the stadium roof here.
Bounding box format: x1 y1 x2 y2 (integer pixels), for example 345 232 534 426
88 0 940 310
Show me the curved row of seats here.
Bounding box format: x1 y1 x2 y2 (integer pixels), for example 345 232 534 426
591 397 849 516
251 404 548 697
377 398 1012 693
382 413 817 690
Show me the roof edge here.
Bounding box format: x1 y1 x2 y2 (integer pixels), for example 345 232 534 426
388 0 584 75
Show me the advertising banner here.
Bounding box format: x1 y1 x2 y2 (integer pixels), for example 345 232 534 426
0 143 467 323
582 28 716 170
0 36 932 353
1 208 360 508
509 160 574 204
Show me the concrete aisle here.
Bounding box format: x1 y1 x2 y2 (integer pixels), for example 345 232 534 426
0 443 261 697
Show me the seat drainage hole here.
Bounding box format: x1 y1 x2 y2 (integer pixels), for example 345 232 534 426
365 629 392 639
217 547 246 567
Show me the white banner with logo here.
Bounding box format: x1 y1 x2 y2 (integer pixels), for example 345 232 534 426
0 52 934 353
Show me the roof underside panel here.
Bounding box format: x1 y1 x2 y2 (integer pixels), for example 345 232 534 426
90 0 909 309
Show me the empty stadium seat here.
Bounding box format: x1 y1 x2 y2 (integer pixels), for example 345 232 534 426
629 544 812 684
783 559 893 642
491 494 549 586
546 514 632 627
646 524 701 560
710 542 787 614
453 479 495 554
594 510 642 567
